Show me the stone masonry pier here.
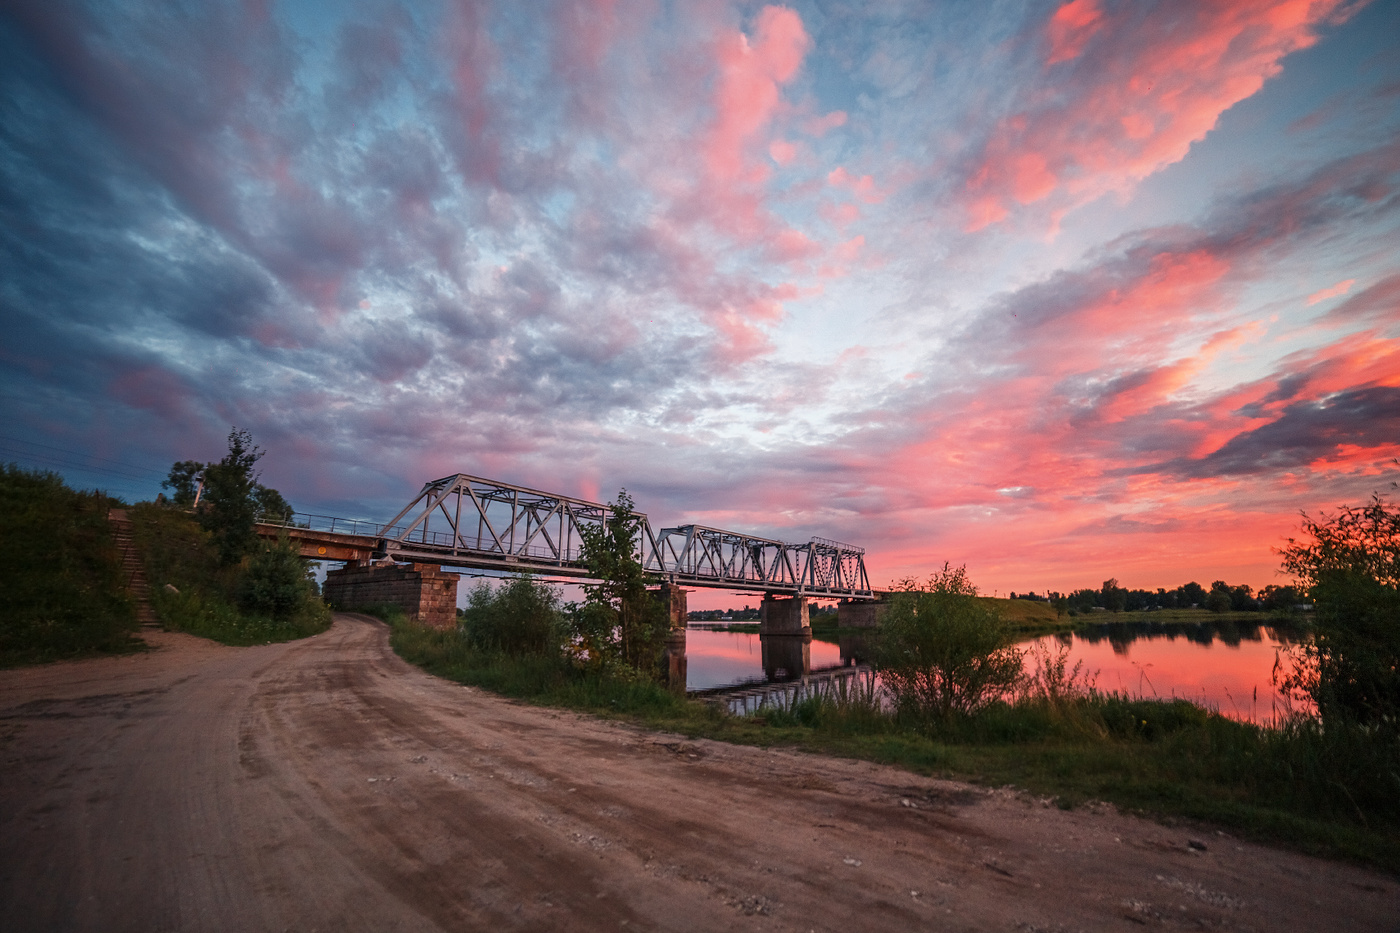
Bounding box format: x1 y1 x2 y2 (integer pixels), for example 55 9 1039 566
324 561 459 629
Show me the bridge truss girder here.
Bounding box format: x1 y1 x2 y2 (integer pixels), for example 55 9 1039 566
377 473 628 574
645 526 871 598
364 473 873 598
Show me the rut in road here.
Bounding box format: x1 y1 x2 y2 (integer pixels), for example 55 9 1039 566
0 613 1395 932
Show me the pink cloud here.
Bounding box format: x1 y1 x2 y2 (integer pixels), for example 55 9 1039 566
704 5 810 184
804 110 847 135
827 166 884 203
768 228 820 262
1306 277 1356 305
820 201 861 227
1046 0 1106 65
964 0 1360 231
646 6 829 362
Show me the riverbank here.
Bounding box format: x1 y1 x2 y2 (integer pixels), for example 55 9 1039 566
385 609 1400 876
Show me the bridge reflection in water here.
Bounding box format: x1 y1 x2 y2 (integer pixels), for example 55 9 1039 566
686 628 877 716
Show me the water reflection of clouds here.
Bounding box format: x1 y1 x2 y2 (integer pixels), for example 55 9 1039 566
685 629 844 691
1029 627 1300 722
687 623 1304 722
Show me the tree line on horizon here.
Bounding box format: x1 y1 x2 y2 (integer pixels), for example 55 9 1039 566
1009 578 1304 615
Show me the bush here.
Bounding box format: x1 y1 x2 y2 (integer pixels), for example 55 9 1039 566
459 575 565 657
874 564 1023 724
239 533 322 621
0 465 137 665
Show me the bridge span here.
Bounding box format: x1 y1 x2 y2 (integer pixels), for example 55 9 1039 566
257 472 883 687
260 472 874 599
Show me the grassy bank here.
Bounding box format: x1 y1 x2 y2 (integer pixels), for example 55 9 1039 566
0 465 140 667
129 503 330 646
383 609 1400 875
385 605 699 718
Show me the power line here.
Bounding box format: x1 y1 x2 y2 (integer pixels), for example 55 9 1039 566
0 435 168 480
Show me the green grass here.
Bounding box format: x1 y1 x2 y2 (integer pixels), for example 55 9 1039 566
383 605 700 719
129 503 330 646
0 465 141 667
981 597 1068 636
385 609 1400 875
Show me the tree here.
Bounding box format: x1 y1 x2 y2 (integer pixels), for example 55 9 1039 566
574 490 667 676
1101 578 1127 612
1205 581 1233 613
874 564 1023 724
253 484 293 523
1259 584 1302 612
1181 581 1206 607
1278 495 1400 731
161 460 206 507
198 429 264 566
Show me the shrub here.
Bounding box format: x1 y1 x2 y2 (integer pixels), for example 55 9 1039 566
460 575 565 657
874 564 1023 724
238 533 321 621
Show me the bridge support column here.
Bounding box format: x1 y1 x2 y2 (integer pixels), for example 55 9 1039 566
652 583 688 693
759 594 809 635
324 562 459 630
837 598 887 629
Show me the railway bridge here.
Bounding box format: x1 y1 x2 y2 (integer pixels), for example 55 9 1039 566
256 473 883 687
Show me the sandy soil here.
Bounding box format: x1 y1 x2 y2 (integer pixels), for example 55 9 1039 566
1 614 1394 932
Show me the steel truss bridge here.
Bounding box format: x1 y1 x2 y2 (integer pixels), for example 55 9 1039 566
263 472 874 599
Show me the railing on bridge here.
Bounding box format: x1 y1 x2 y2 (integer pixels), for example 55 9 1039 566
266 472 875 598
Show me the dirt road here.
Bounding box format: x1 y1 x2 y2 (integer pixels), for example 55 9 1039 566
1 614 1393 931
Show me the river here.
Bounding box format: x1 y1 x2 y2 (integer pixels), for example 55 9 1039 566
685 618 1308 723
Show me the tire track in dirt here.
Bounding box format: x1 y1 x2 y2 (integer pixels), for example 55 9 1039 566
1 613 1394 931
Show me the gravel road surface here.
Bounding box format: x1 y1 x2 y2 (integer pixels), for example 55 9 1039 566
1 613 1394 931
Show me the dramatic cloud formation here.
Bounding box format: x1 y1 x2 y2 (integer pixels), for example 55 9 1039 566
2 0 1397 602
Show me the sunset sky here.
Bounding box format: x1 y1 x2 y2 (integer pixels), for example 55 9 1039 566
3 0 1398 605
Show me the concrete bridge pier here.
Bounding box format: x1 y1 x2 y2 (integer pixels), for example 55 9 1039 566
837 598 887 629
758 594 810 635
323 560 459 630
652 582 688 692
758 593 811 682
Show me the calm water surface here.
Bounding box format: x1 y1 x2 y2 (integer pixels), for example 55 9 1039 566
685 628 845 691
685 620 1306 722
